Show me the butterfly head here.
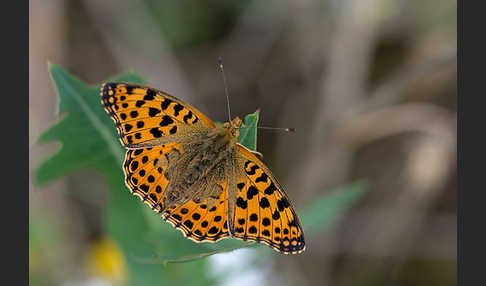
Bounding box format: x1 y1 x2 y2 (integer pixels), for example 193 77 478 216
220 116 242 140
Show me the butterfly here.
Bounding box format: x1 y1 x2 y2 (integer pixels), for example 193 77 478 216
100 82 305 254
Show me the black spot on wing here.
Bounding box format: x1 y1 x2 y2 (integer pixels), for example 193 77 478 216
150 128 163 138
277 197 290 212
236 197 247 209
126 135 133 144
139 184 149 193
183 110 193 124
130 161 139 171
244 161 251 168
159 115 174 127
149 108 161 117
237 183 245 190
246 186 259 200
246 165 259 175
144 89 156 100
259 197 270 209
262 218 271 226
125 86 134 94
264 182 277 195
255 173 268 183
173 104 184 116
161 98 172 110
272 210 280 220
183 220 194 229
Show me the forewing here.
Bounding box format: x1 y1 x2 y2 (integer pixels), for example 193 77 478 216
231 144 306 254
101 82 215 148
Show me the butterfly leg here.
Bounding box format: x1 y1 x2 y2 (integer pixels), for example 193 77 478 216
249 150 264 158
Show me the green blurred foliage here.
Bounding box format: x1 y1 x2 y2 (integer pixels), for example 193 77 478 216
143 0 251 49
34 65 366 285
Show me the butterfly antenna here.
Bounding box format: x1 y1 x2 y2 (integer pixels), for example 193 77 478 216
239 126 296 133
218 57 232 124
258 126 296 132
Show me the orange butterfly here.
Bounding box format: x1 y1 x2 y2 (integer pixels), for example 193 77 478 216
100 82 305 254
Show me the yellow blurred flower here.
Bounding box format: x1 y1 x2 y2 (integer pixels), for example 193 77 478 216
85 236 127 284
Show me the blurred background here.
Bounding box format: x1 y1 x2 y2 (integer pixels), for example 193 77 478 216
30 0 456 285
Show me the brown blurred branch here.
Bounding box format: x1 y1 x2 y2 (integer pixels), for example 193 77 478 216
329 103 456 285
82 0 195 99
335 103 456 149
280 1 386 285
367 55 456 110
219 0 289 89
275 1 456 285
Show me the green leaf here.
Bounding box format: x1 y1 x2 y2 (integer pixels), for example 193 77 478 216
237 110 259 151
35 64 217 285
35 64 136 185
300 181 368 233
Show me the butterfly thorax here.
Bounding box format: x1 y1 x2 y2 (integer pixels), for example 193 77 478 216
162 117 242 209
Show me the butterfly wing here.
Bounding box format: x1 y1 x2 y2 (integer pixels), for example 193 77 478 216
124 140 231 242
101 82 215 148
230 144 306 254
161 180 230 242
123 143 182 212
